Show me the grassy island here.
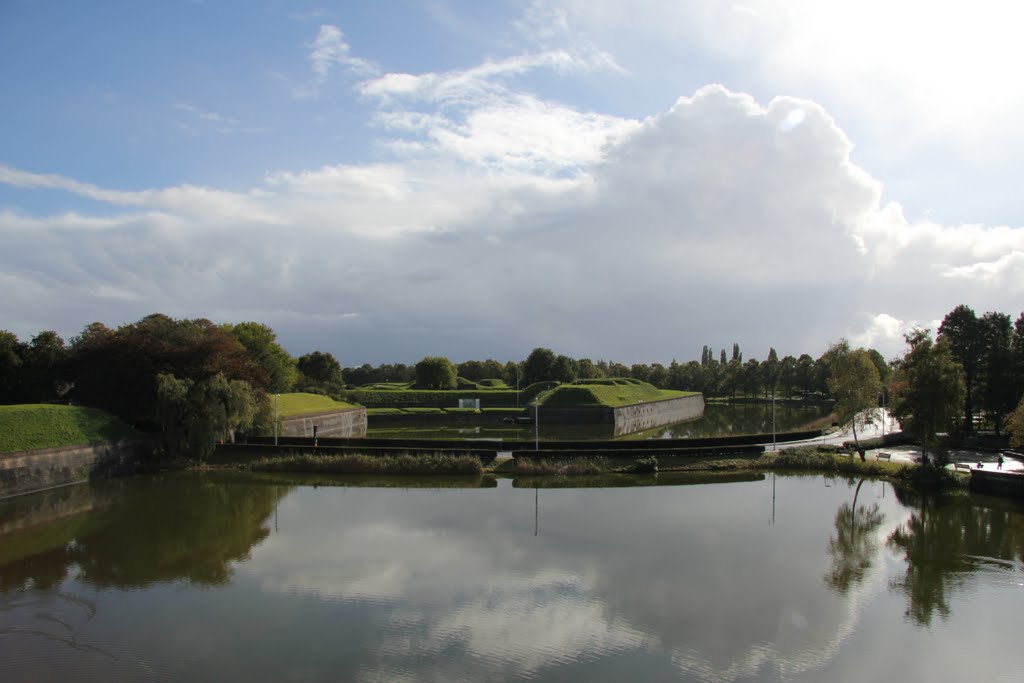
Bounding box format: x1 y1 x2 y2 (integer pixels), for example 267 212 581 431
0 404 143 454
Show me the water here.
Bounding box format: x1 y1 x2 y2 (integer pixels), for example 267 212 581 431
2 472 1022 682
367 400 830 441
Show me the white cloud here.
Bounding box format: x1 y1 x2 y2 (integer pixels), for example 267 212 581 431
2 77 1022 361
297 24 378 98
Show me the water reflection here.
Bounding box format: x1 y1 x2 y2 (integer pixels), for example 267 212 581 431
0 474 1022 681
887 490 1024 626
824 479 885 594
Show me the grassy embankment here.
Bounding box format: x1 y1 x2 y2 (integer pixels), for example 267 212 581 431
0 404 143 454
539 378 697 407
240 453 484 476
275 392 360 417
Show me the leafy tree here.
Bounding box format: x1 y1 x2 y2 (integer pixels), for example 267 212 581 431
978 312 1015 434
826 340 883 459
156 372 258 460
296 351 344 393
552 355 578 383
0 330 25 403
763 347 780 398
414 356 457 389
576 358 602 379
938 304 981 431
1008 396 1024 448
225 322 298 393
457 359 486 382
21 331 69 403
522 347 556 385
69 314 267 429
889 330 965 464
780 355 798 398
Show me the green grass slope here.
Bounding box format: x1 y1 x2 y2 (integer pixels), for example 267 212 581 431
0 404 143 454
276 392 360 418
541 381 697 408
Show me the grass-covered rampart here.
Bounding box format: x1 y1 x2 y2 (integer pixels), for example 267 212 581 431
0 404 143 454
540 381 697 408
276 392 360 417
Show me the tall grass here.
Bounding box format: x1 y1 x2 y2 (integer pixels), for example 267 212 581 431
514 456 609 475
245 452 483 475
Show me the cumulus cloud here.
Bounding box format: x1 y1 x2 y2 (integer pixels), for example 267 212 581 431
1 75 1022 362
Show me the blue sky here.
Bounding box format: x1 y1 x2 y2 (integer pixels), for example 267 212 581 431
2 0 1023 365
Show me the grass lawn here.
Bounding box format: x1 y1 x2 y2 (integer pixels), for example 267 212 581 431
0 404 143 454
275 393 360 418
540 382 698 408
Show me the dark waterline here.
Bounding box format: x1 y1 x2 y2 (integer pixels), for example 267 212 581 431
1 472 1022 681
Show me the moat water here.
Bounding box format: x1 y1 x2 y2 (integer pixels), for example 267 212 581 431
1 471 1022 681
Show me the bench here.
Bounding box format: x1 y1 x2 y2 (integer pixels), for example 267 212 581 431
953 463 972 471
876 452 892 461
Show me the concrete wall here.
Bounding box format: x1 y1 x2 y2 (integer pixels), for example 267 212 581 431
612 394 706 436
969 469 1024 498
0 439 151 500
280 407 368 438
540 394 705 437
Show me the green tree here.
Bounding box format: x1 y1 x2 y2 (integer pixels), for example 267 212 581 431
826 340 883 459
414 356 457 389
22 331 69 403
763 347 780 399
889 330 965 464
938 304 981 432
978 311 1015 434
1007 396 1024 448
0 330 25 403
226 322 298 393
296 351 344 393
522 347 557 385
552 355 578 383
156 372 258 460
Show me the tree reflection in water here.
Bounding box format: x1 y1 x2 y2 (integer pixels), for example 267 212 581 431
825 478 885 594
887 489 1024 626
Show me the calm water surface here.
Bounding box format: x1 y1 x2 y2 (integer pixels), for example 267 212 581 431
1 472 1022 682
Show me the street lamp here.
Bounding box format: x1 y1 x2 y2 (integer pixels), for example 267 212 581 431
274 393 280 446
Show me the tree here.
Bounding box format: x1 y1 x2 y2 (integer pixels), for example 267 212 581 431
414 356 457 390
1008 396 1024 448
226 322 298 393
978 312 1015 434
522 347 556 385
296 351 344 392
938 304 981 432
21 331 69 403
0 330 25 403
889 329 965 464
156 372 258 460
825 340 883 459
552 355 578 383
457 360 486 382
763 347 780 399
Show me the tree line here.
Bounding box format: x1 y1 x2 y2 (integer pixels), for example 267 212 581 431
3 304 1024 458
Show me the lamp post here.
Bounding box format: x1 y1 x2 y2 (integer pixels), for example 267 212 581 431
274 393 280 446
771 390 776 452
534 398 540 452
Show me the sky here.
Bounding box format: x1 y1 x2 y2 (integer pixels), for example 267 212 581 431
2 0 1023 366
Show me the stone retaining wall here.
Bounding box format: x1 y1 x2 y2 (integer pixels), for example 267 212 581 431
280 407 368 438
540 394 705 436
0 439 152 499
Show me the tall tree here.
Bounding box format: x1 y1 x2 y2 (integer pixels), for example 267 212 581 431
826 340 883 459
889 330 965 464
296 351 344 392
522 347 557 385
978 312 1015 434
938 304 981 432
0 331 25 403
414 356 457 390
156 372 258 460
225 322 298 393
